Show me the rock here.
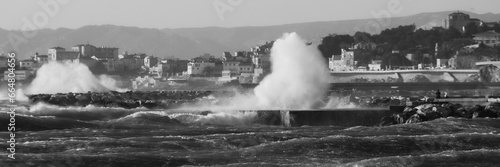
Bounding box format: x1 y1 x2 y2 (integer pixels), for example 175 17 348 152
443 103 463 117
200 111 212 116
478 103 500 118
434 106 453 118
379 115 397 126
405 114 422 124
414 104 439 111
394 114 405 124
416 106 443 121
48 94 66 106
456 105 484 118
402 107 417 118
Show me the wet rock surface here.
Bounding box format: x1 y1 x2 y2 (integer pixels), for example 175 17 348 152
28 91 218 109
380 102 500 126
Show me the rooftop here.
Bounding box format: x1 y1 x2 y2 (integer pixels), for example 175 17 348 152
473 30 500 37
51 46 65 50
450 11 468 15
332 55 342 61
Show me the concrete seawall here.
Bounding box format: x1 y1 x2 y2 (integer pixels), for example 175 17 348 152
330 70 479 83
256 109 394 127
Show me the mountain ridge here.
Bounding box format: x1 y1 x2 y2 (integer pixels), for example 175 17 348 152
1 11 499 60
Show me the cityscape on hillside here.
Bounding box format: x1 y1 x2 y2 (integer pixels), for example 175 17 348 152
1 11 500 90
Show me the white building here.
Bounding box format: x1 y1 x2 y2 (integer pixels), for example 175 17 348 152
473 30 500 47
48 47 79 62
368 60 382 71
329 49 355 72
436 59 449 68
353 41 377 50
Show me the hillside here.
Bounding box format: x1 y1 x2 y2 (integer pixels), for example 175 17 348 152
0 11 499 60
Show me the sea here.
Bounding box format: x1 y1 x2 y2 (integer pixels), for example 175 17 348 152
1 101 500 167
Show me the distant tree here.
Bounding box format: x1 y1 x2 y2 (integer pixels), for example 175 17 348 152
381 53 413 68
318 34 354 61
354 50 376 66
493 24 500 33
477 24 493 33
353 31 372 43
442 27 462 40
375 25 416 45
454 55 480 69
463 22 479 37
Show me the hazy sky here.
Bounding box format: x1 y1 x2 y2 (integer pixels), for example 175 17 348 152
1 0 500 30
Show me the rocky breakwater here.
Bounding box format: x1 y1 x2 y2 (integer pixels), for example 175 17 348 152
28 91 215 109
380 102 500 126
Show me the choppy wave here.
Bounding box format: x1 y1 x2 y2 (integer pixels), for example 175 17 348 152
1 115 500 166
0 102 271 131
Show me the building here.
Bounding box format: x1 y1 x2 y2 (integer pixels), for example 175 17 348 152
368 60 382 71
149 64 163 79
159 59 189 77
0 56 8 69
252 54 271 71
329 49 355 72
239 63 254 74
447 11 482 32
187 61 215 76
473 30 500 47
144 56 159 68
436 59 449 68
222 61 241 76
222 52 232 61
19 59 37 70
79 57 100 69
110 57 143 72
3 70 32 81
34 53 49 64
72 44 119 60
353 41 377 50
48 47 79 62
480 21 500 28
193 53 215 63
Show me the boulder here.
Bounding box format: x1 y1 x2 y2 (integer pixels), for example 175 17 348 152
405 114 422 124
402 107 417 119
478 103 500 118
434 106 453 118
394 114 405 124
379 115 397 126
456 105 484 118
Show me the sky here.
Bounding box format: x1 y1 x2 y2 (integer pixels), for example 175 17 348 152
1 0 500 30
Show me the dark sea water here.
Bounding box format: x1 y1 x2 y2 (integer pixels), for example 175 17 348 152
1 103 500 167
